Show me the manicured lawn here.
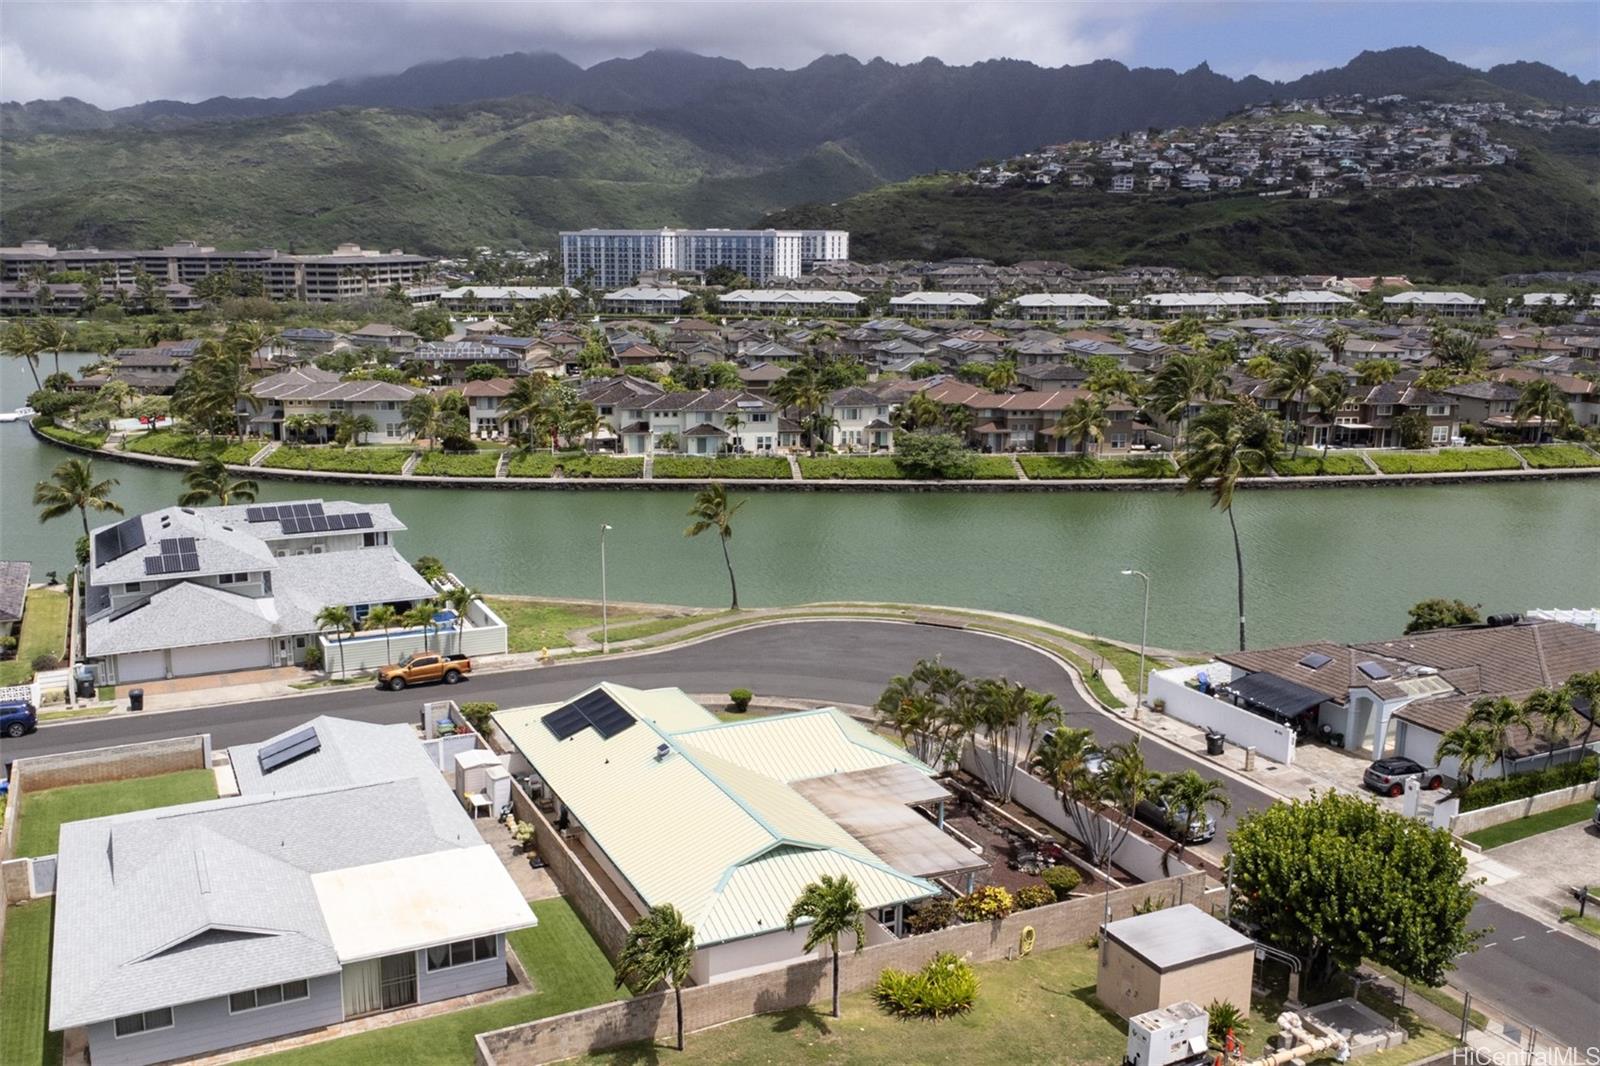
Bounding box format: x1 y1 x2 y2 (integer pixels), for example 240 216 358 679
1018 455 1176 479
1464 800 1597 849
0 587 70 686
969 456 1019 479
506 453 645 478
600 614 715 643
254 897 624 1066
1369 448 1521 474
415 451 500 477
15 769 218 858
0 899 60 1066
486 599 661 652
123 430 261 464
33 422 107 449
263 446 412 474
651 456 792 479
798 456 903 479
1517 444 1600 468
1271 453 1373 476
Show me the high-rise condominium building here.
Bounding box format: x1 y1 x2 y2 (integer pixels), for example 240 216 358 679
559 228 849 287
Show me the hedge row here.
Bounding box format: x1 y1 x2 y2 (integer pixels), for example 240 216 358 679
414 451 500 477
1271 454 1373 477
34 421 109 449
262 446 412 474
797 456 903 480
1516 444 1600 469
124 430 261 464
651 456 792 479
1369 448 1520 474
507 453 646 478
1019 455 1177 479
1459 755 1598 812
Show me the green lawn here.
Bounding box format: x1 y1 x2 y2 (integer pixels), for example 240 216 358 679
1464 800 1597 849
506 453 645 478
254 897 624 1066
0 899 59 1066
15 769 218 858
1517 444 1600 468
651 456 792 479
0 587 70 686
263 446 412 474
123 430 261 464
1560 908 1600 938
797 456 903 479
1271 454 1373 476
1369 448 1521 474
1018 455 1176 479
33 422 107 450
599 614 716 643
486 599 664 652
969 456 1019 479
414 451 500 477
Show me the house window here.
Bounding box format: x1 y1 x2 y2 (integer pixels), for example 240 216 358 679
1431 425 1450 444
124 582 141 593
114 1008 174 1037
426 936 498 971
749 412 769 423
218 572 249 585
1427 404 1450 417
229 980 310 1014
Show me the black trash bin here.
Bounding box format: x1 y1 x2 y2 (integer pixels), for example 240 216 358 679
128 688 144 712
76 676 95 699
1205 730 1226 755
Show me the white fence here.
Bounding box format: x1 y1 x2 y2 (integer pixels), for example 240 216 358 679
317 603 508 676
422 732 483 771
1149 664 1298 765
1432 778 1599 835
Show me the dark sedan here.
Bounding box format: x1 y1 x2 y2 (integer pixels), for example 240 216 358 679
1363 756 1444 796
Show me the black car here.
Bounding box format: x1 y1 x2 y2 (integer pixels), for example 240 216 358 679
1363 756 1443 796
0 700 38 738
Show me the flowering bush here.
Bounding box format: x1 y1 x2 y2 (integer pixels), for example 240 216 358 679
955 885 1014 922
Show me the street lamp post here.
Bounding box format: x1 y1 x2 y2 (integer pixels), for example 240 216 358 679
1120 569 1150 711
600 524 613 654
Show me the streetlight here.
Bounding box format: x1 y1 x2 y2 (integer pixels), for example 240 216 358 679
600 524 613 653
1120 569 1150 712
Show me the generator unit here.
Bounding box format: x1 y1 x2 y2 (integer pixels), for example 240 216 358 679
1125 1000 1211 1066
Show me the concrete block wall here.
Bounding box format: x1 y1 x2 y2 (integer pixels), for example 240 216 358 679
475 872 1207 1065
1448 778 1600 836
10 735 208 793
508 779 632 961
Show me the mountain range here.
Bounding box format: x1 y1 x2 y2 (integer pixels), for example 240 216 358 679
2 46 1596 267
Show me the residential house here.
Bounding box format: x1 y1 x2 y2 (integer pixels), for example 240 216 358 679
1382 291 1487 318
437 286 579 313
1008 293 1113 321
245 367 419 442
413 342 523 384
82 501 437 684
1442 380 1523 433
49 715 534 1066
1267 290 1355 316
493 685 979 983
348 323 421 352
923 379 1143 453
1492 366 1599 428
720 290 863 317
614 389 784 454
823 387 897 451
0 560 28 639
1139 292 1269 318
888 292 984 317
600 287 692 315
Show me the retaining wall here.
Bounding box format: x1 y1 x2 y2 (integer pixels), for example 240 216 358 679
474 871 1207 1065
1446 779 1600 836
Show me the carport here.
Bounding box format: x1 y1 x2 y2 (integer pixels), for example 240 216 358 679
790 764 986 882
1217 671 1326 733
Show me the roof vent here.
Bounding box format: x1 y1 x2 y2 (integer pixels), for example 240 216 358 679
654 743 671 762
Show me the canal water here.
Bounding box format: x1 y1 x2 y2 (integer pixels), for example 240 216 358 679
3 354 1595 651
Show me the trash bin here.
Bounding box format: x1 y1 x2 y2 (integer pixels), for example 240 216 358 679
76 676 95 698
1205 730 1226 755
128 688 144 712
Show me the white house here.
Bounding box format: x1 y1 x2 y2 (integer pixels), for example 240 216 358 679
613 389 786 455
1139 292 1269 318
1267 290 1355 316
720 289 863 316
600 286 692 315
245 367 419 442
1382 291 1487 318
1008 293 1113 321
438 286 579 313
888 291 984 317
823 387 897 452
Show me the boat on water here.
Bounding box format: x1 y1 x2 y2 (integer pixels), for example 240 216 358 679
0 406 37 423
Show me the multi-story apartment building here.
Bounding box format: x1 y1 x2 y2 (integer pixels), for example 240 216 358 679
244 367 419 441
0 240 432 303
610 389 791 454
559 228 848 287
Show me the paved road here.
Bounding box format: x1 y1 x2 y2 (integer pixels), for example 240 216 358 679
8 618 1593 1044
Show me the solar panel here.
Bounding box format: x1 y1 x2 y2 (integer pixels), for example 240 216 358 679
245 506 268 522
159 537 182 552
310 514 331 532
1357 660 1391 681
1298 652 1333 670
280 516 302 534
353 512 373 529
588 699 636 739
307 502 324 517
145 556 167 576
94 516 148 564
292 503 311 518
257 726 321 774
178 552 199 571
542 704 589 741
177 537 197 552
541 689 637 741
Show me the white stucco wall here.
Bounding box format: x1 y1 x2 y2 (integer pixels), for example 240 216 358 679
1149 666 1298 764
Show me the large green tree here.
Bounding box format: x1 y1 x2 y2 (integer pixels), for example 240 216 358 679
1226 791 1480 986
179 455 259 507
1405 598 1481 633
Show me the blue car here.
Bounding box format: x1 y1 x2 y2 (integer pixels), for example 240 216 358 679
1 700 38 738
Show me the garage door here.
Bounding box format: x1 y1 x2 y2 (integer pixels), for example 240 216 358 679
114 650 168 683
169 640 273 677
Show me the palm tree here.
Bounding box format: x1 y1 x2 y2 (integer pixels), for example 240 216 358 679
1309 371 1350 461
771 365 826 455
984 359 1018 391
3 320 43 391
34 458 123 539
363 604 400 666
1180 406 1274 651
1524 687 1580 769
1153 770 1232 850
282 414 317 444
336 413 378 449
1152 353 1230 449
179 455 258 507
1467 695 1538 777
1513 378 1565 443
402 393 444 451
1030 726 1123 868
1434 720 1497 788
501 374 550 447
315 605 355 679
401 602 437 653
614 904 696 1052
685 483 745 609
440 584 477 653
785 875 865 1019
33 318 71 377
1268 347 1321 458
1323 326 1349 364
1056 394 1110 455
1355 359 1398 386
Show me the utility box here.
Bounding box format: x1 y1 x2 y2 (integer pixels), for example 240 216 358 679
454 748 501 797
1124 1000 1210 1066
483 762 512 814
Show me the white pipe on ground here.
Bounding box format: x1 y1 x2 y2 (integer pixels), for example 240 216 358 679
1239 1012 1350 1066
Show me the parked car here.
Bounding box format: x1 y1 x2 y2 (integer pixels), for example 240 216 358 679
1135 794 1217 844
1363 756 1444 796
376 652 471 691
0 700 38 738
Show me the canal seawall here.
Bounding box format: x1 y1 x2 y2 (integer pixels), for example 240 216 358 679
30 423 1600 493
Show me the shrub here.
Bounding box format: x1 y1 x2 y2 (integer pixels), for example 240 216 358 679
728 687 753 712
651 456 790 479
124 430 258 463
1018 455 1176 479
1014 884 1056 911
872 952 979 1019
1369 448 1520 474
302 646 324 671
955 884 1014 922
507 452 645 478
30 653 61 672
460 701 498 736
415 450 499 477
1459 755 1597 811
907 897 960 934
1207 1000 1252 1046
1270 454 1372 476
1518 444 1600 469
0 635 17 654
798 456 902 480
893 433 976 479
1039 866 1082 901
1133 895 1168 915
969 456 1020 479
264 446 410 474
35 421 109 449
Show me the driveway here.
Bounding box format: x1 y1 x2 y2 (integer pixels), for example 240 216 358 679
1477 820 1600 924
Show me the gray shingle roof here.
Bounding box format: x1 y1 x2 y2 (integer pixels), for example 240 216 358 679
0 561 30 623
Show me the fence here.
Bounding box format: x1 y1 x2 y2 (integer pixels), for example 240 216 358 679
1431 778 1600 836
1149 665 1299 765
475 870 1206 1065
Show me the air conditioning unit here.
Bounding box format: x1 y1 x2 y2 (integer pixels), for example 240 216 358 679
1125 1001 1210 1066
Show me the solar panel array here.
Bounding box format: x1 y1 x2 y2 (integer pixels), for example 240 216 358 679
145 536 200 576
245 502 325 523
1298 652 1333 670
258 725 321 774
280 511 374 534
93 516 147 564
1356 660 1392 681
542 689 637 741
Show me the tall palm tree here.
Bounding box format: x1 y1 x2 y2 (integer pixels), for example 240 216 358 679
1030 726 1121 868
1153 770 1232 850
1056 394 1110 455
3 320 43 391
401 602 437 653
1180 406 1274 651
363 604 401 666
34 458 123 539
785 875 865 1019
336 413 378 449
402 392 444 450
614 904 696 1052
1355 359 1398 386
33 318 71 377
1323 326 1349 364
1268 347 1321 458
501 374 550 447
1513 378 1565 443
1467 695 1536 777
771 365 826 455
1152 353 1230 449
1524 687 1579 769
315 605 355 679
440 584 477 653
178 455 258 507
1434 720 1497 788
1309 371 1350 461
686 483 745 609
984 359 1018 391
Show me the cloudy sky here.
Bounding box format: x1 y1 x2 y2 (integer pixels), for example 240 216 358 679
2 0 1595 108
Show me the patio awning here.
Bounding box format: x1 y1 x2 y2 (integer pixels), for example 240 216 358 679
1221 671 1326 719
792 765 985 879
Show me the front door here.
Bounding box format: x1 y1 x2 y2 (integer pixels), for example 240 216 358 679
274 638 291 666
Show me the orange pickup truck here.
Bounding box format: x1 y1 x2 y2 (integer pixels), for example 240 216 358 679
377 652 471 691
